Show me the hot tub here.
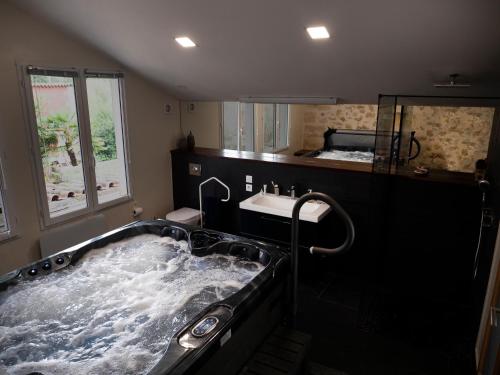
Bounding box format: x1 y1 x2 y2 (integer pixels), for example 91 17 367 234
0 220 289 375
302 129 376 164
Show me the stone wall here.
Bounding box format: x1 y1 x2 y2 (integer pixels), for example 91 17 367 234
301 104 378 150
405 106 494 173
298 104 494 173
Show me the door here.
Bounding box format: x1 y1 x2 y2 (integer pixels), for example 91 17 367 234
476 223 500 374
476 106 500 374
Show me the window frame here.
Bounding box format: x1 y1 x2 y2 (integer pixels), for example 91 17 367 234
262 103 276 153
274 104 290 153
222 102 256 151
20 65 132 229
262 103 290 153
222 102 290 153
0 150 16 243
82 71 133 209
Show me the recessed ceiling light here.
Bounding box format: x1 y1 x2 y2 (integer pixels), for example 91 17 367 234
306 26 330 40
175 37 196 48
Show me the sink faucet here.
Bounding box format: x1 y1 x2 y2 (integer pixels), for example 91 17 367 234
271 181 279 196
287 185 296 199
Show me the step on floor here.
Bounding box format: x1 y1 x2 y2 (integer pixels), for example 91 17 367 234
239 326 312 375
305 362 348 375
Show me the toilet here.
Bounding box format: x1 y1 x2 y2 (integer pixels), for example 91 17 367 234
166 207 200 226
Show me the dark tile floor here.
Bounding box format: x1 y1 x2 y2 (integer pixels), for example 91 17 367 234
294 271 476 375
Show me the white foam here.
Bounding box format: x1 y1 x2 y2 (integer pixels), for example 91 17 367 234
315 150 374 163
0 234 264 375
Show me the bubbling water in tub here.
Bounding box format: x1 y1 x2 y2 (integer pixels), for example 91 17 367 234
0 234 264 375
315 150 374 163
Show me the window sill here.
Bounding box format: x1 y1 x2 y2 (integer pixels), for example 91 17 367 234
41 196 133 230
96 196 133 212
273 146 289 153
0 230 19 245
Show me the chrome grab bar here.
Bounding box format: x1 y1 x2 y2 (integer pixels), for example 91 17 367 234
290 192 355 322
198 177 230 228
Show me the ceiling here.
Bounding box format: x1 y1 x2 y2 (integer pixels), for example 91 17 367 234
11 0 500 103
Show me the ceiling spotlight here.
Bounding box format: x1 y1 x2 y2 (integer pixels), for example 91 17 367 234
175 37 196 48
306 26 330 40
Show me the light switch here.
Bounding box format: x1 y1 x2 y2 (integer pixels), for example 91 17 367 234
245 175 253 183
245 184 252 192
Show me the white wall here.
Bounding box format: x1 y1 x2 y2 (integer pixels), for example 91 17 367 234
180 101 221 149
278 105 305 155
0 2 181 274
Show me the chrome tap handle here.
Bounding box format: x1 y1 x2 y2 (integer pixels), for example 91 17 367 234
270 181 279 195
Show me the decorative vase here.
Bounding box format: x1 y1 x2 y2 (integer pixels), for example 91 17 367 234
187 131 195 151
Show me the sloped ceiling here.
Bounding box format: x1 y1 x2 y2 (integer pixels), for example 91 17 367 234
10 0 500 103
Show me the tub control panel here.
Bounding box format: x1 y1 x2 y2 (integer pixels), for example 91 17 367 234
191 316 219 337
179 305 233 349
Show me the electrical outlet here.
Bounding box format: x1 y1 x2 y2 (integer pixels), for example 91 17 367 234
245 175 253 183
245 184 252 192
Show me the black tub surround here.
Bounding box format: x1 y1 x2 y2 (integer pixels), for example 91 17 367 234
171 148 486 372
304 128 376 163
0 220 289 375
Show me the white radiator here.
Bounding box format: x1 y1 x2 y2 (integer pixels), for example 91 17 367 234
39 214 107 258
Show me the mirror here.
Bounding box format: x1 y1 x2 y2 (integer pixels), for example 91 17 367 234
398 104 494 173
180 99 497 175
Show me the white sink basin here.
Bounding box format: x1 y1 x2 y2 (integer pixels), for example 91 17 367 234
239 193 331 223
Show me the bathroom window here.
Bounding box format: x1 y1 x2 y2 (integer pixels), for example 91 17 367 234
276 104 289 151
222 102 255 151
223 102 288 153
263 104 289 153
0 148 17 242
0 154 10 240
0 191 7 236
86 75 130 204
22 67 131 227
262 104 275 152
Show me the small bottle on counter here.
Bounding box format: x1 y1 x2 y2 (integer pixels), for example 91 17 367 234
187 131 195 151
475 159 487 181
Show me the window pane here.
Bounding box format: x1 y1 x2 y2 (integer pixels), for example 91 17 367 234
262 104 275 152
0 189 7 234
276 104 289 150
31 75 88 218
223 102 239 150
86 77 129 204
239 103 254 151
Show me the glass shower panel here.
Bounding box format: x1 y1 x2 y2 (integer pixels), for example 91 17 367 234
396 105 413 168
373 95 397 174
